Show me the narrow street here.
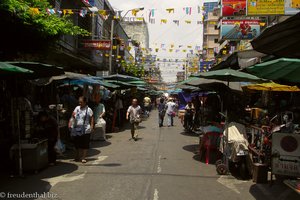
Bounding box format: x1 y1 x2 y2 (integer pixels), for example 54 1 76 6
1 110 298 200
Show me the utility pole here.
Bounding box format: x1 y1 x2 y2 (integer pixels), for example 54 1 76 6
109 19 114 75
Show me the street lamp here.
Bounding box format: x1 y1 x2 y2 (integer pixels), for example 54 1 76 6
109 7 144 75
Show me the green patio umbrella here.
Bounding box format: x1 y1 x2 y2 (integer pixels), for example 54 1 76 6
176 77 199 86
103 74 142 82
0 62 33 76
247 58 300 83
127 80 148 86
7 61 65 78
193 68 263 83
105 80 136 89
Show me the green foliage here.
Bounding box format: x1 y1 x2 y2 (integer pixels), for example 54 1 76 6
1 0 90 37
118 60 145 78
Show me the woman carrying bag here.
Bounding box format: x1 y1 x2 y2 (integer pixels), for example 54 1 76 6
69 96 94 163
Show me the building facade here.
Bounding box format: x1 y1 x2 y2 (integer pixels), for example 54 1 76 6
202 1 219 62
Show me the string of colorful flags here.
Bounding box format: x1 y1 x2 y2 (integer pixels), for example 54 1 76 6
28 1 206 23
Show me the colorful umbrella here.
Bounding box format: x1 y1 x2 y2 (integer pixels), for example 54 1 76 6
247 58 300 83
242 82 300 92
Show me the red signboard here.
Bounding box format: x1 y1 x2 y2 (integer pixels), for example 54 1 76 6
222 0 246 16
82 40 111 50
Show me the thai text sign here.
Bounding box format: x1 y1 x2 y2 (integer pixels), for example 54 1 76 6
221 0 246 16
221 20 260 40
81 40 111 50
247 0 285 15
272 133 300 177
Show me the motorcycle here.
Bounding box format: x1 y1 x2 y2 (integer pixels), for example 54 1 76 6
184 109 195 133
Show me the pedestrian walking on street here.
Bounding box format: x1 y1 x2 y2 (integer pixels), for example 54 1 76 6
158 97 166 127
126 99 141 141
143 96 152 116
69 96 94 163
166 98 177 127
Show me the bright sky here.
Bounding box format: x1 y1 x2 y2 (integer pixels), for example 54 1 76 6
109 0 207 82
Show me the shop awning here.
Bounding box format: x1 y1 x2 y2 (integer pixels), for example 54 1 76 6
247 58 300 83
251 13 300 58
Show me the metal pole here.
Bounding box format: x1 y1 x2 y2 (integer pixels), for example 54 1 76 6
109 19 114 75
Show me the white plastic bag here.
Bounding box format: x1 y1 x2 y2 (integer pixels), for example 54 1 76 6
54 139 66 154
95 117 106 128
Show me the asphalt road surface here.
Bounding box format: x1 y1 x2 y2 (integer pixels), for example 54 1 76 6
1 110 298 200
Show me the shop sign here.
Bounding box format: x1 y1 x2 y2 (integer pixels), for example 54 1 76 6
285 0 300 15
220 20 260 40
81 40 111 50
247 0 284 15
221 0 246 16
272 133 300 177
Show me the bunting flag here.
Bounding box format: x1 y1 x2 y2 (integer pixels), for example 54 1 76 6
166 8 175 13
171 44 174 48
79 9 88 17
136 17 144 21
187 45 192 48
46 8 56 15
132 9 140 16
63 9 74 15
195 46 201 51
113 46 117 50
185 20 191 24
99 10 108 16
197 21 203 25
149 9 155 22
179 45 183 48
82 0 91 7
173 20 179 26
161 19 167 24
175 49 180 53
169 49 173 52
161 44 166 48
184 7 192 15
183 50 187 52
29 8 40 15
155 48 159 52
127 46 132 51
149 18 155 24
198 6 201 14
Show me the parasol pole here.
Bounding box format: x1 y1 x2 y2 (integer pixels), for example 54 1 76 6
16 109 23 177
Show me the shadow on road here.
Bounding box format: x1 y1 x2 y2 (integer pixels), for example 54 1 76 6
180 131 199 137
182 144 198 153
90 140 112 148
249 180 299 200
0 161 79 200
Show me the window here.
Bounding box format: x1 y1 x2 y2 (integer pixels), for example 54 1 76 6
214 39 218 43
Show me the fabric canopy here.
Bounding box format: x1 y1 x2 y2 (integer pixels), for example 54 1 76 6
251 13 300 58
242 82 300 92
247 58 300 83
